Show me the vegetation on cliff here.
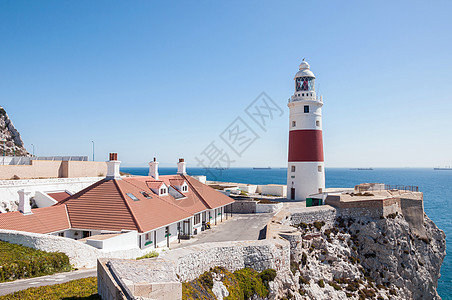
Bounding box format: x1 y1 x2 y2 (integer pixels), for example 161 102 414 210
0 241 71 282
182 266 277 300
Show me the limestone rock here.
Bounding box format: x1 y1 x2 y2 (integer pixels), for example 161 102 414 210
0 106 29 156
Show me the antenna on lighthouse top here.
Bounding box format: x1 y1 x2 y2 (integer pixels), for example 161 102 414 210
302 58 305 61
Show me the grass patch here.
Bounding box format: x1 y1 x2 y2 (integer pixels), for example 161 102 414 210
0 241 71 282
0 277 99 299
136 251 159 260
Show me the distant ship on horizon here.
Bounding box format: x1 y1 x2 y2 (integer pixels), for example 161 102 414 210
350 168 374 170
434 166 452 170
253 167 272 170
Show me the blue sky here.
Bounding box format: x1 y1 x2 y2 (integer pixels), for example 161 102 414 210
1 0 451 168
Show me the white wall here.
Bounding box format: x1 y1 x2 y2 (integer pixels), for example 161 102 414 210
256 202 283 213
0 177 102 212
287 162 324 200
86 231 139 251
33 191 58 208
237 184 257 194
257 184 287 197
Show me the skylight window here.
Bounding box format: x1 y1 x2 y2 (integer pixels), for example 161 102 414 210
140 191 152 199
126 193 139 201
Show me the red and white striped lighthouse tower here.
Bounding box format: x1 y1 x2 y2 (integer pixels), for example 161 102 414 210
287 59 325 200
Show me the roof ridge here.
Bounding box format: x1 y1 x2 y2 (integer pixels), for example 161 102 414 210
113 180 143 233
63 204 72 228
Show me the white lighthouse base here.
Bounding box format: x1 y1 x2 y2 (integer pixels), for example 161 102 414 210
287 162 325 201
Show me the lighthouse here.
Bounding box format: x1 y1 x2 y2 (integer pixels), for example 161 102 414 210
287 59 325 200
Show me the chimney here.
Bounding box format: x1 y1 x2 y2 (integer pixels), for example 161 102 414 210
106 153 121 180
18 189 32 215
177 158 186 175
148 157 159 180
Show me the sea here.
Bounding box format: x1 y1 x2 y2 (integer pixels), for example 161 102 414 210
121 167 451 299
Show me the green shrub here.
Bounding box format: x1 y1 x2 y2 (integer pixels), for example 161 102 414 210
136 251 159 260
0 277 99 299
0 241 71 282
313 221 325 231
259 269 277 288
328 281 342 290
182 267 276 300
301 252 308 266
318 279 325 288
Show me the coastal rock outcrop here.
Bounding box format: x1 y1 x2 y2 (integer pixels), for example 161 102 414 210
275 212 446 300
0 106 28 156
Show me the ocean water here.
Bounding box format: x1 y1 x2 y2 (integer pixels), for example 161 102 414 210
121 167 451 299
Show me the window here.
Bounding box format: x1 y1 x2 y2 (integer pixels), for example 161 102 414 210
318 188 323 193
304 105 309 113
194 213 201 224
302 93 304 96
292 121 296 127
145 233 151 240
160 188 166 194
316 120 320 127
126 193 139 201
140 191 152 199
318 165 322 172
291 166 296 172
58 232 64 237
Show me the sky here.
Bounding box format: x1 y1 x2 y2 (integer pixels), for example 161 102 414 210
0 0 451 168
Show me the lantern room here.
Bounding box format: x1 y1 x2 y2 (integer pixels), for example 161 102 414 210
294 59 315 92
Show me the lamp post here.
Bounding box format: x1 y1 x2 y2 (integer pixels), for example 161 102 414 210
91 141 95 161
31 144 35 157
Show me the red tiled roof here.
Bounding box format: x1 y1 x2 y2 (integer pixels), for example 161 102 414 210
47 191 71 203
0 205 70 234
169 178 185 186
146 181 165 189
183 175 235 209
59 179 140 232
0 174 234 235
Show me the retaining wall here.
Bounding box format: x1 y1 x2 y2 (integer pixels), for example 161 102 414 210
98 239 290 300
288 206 338 227
227 200 283 214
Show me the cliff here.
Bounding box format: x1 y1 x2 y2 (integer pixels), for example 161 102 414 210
0 106 29 156
269 212 446 300
182 211 446 300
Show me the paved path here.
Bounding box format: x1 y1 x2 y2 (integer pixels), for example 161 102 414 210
0 268 97 296
171 212 275 249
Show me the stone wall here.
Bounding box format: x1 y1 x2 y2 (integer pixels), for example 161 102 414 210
163 239 290 281
287 206 338 227
227 200 256 213
227 200 282 214
98 239 290 299
0 229 156 268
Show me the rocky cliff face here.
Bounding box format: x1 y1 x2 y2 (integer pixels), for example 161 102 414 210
269 213 446 300
0 106 29 156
